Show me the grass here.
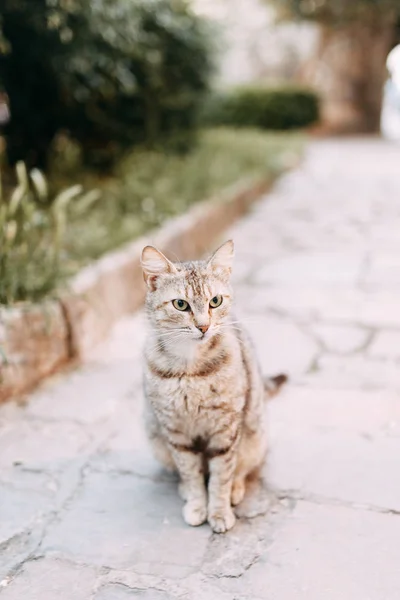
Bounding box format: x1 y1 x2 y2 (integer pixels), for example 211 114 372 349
0 163 100 305
1 128 303 305
62 128 303 265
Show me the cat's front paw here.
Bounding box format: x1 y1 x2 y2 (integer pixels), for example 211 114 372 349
183 501 207 527
178 481 188 501
208 507 236 533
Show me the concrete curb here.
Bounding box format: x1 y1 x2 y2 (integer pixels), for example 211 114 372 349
0 176 272 402
0 302 70 403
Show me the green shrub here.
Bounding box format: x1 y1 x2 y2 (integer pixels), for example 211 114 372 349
61 128 304 263
201 86 320 130
0 0 213 169
0 162 99 304
0 129 303 305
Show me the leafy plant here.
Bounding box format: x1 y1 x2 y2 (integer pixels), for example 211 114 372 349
0 0 213 169
60 128 304 262
200 86 320 130
0 162 99 304
0 129 303 305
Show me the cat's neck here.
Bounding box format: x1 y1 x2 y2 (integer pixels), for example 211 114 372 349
146 326 234 375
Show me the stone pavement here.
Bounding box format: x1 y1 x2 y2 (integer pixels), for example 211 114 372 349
1 138 400 599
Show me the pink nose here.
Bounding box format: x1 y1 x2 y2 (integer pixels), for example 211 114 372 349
196 324 209 334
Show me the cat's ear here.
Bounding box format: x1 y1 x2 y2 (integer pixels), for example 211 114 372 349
141 246 177 290
207 240 234 274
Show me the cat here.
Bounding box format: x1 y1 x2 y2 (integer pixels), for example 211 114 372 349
141 240 287 533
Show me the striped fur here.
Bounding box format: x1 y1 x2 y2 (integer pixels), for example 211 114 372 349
141 241 286 533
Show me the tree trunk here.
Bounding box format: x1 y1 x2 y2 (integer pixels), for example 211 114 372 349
300 18 396 134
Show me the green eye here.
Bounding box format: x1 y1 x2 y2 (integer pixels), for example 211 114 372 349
172 299 189 311
209 295 223 308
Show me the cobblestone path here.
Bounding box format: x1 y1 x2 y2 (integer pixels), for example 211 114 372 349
1 139 400 599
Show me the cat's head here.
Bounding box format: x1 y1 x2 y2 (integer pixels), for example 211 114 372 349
141 240 234 344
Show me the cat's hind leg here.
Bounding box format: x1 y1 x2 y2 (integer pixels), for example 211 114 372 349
149 433 176 472
232 428 267 506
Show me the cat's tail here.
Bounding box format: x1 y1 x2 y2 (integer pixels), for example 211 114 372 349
264 373 288 399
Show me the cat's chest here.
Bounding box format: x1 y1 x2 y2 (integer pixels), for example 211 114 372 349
155 374 246 420
145 334 247 420
165 376 222 408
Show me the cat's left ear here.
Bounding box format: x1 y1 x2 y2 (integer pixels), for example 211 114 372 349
141 246 177 290
207 240 234 274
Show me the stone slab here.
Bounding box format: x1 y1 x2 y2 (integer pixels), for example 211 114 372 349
0 558 97 600
368 330 400 359
268 387 400 510
42 471 211 577
216 501 400 600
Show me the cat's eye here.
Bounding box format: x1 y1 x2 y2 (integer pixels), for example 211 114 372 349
172 299 190 311
209 295 223 309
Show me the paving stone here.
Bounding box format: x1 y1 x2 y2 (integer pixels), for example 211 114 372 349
200 515 276 579
365 253 400 288
311 324 370 354
0 481 51 547
0 418 90 471
217 501 400 600
236 315 318 377
306 354 400 389
268 387 400 510
358 292 400 327
95 572 235 600
0 558 97 600
88 399 166 480
254 252 364 287
370 223 400 251
24 364 133 425
368 331 400 359
0 514 45 581
95 584 175 600
240 287 365 322
42 471 210 576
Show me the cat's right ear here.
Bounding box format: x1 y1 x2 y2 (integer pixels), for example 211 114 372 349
141 246 177 290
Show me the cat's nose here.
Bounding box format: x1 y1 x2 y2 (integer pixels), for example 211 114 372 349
196 324 209 334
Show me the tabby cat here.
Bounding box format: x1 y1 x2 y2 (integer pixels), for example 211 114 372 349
141 240 286 533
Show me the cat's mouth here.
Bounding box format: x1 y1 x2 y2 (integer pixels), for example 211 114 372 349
192 332 207 342
196 333 208 342
194 329 217 344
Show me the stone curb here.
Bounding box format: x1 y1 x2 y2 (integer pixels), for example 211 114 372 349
0 302 70 403
0 176 272 402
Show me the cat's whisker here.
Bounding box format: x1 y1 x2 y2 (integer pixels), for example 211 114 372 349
217 326 243 333
217 323 243 330
228 318 262 325
149 329 192 339
151 331 194 347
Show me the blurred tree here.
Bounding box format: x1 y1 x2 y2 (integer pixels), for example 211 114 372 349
270 0 400 132
0 0 213 168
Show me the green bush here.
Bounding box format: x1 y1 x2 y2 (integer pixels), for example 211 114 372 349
201 86 320 130
0 129 303 305
0 162 99 304
61 128 304 263
0 0 213 169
